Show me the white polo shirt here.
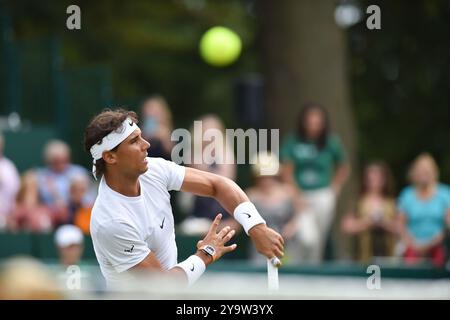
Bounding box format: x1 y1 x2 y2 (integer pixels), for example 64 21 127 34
90 157 185 287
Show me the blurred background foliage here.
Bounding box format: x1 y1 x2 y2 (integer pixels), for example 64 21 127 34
5 0 259 126
350 0 450 189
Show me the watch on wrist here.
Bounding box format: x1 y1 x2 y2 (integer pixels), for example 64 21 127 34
200 245 216 262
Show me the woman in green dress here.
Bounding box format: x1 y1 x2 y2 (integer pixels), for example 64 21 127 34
281 103 350 263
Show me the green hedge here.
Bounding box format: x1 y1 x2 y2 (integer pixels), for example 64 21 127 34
0 231 249 262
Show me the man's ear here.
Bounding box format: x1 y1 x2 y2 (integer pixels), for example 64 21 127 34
102 150 117 164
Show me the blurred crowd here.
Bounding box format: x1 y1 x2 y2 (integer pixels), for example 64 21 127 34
1 98 449 268
0 136 93 234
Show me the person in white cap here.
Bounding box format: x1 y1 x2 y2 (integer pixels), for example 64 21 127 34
84 109 284 288
54 224 84 267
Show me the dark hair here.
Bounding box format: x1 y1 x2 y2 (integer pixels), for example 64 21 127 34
84 108 138 179
296 103 330 150
360 161 395 197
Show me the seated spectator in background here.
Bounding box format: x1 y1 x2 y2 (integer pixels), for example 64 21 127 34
7 171 54 232
0 133 20 229
140 95 174 160
341 161 398 263
36 140 89 226
179 114 239 234
69 175 93 234
245 151 300 264
398 153 450 267
54 225 84 267
281 103 350 263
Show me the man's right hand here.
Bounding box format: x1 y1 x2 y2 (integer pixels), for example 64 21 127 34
248 224 284 265
195 214 237 265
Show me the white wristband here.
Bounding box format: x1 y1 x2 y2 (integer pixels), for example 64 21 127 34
233 201 266 235
174 255 206 286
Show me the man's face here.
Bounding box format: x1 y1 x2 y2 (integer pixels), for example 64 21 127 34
59 244 83 266
70 179 88 205
114 128 151 177
48 152 69 173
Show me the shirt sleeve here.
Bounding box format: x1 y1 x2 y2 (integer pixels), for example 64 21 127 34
160 158 186 191
96 220 151 273
280 134 295 163
329 134 347 164
5 158 20 196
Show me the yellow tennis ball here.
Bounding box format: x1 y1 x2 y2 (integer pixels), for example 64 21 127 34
199 26 242 67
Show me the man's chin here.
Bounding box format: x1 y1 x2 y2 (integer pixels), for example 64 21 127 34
140 163 149 173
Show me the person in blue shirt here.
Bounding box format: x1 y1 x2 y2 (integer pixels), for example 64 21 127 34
398 153 450 267
36 140 91 228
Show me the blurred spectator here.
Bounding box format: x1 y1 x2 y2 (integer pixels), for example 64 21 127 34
281 103 350 263
179 115 239 234
245 151 300 264
69 175 93 234
7 171 54 232
140 95 174 160
398 153 450 267
35 140 88 225
54 225 84 267
0 256 63 299
0 133 20 229
341 162 398 263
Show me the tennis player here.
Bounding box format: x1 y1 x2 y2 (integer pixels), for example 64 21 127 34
84 109 284 287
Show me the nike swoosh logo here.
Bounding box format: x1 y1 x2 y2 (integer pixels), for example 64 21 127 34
242 212 251 218
128 120 133 126
124 244 134 253
190 264 195 271
160 217 165 229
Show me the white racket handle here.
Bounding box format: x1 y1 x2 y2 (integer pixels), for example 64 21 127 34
267 258 279 291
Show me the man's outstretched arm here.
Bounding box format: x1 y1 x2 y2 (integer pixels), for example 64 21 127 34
132 214 236 284
181 167 285 261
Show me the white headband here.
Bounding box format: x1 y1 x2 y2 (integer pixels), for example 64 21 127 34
90 117 138 180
